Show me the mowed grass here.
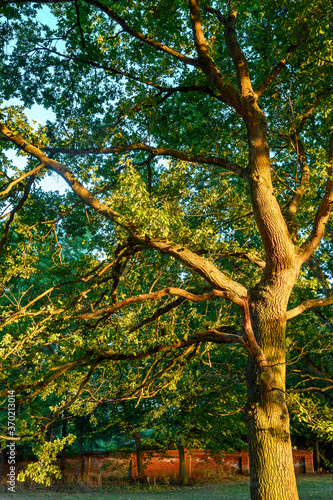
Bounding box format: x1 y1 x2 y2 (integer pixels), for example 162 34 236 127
1 475 332 500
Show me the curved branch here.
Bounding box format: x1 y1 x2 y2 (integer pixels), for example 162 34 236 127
286 295 333 320
240 299 274 383
3 0 198 66
0 164 44 199
0 121 127 226
137 238 248 299
222 251 265 269
24 46 223 101
79 287 241 320
292 343 333 382
41 143 248 179
83 0 198 67
17 355 92 403
188 0 241 111
100 328 245 363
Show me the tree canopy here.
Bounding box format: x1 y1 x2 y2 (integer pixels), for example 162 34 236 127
1 1 333 498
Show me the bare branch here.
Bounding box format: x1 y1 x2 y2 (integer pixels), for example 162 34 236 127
224 251 265 269
74 0 88 51
292 343 333 382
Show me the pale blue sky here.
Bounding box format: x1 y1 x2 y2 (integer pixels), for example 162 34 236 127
2 98 68 194
2 5 68 193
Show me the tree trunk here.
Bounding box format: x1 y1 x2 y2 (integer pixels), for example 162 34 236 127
77 440 84 483
133 431 144 480
177 445 188 486
60 414 67 482
314 441 320 471
245 278 299 500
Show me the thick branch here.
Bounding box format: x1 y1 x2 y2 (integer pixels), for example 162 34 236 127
286 295 333 320
240 299 275 385
41 143 248 179
188 0 241 111
205 6 255 100
138 238 248 299
0 164 44 199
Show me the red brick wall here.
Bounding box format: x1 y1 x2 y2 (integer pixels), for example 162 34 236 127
130 449 313 480
2 448 313 485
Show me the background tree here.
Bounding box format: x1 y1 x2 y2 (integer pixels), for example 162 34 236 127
1 1 333 499
146 351 247 485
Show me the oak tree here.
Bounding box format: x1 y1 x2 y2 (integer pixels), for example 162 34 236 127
1 0 333 498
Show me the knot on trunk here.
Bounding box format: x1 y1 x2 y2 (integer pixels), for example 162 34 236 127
259 369 276 391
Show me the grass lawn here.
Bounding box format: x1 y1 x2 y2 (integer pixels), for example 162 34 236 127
1 475 332 500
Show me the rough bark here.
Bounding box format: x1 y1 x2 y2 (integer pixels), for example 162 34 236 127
245 272 299 500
